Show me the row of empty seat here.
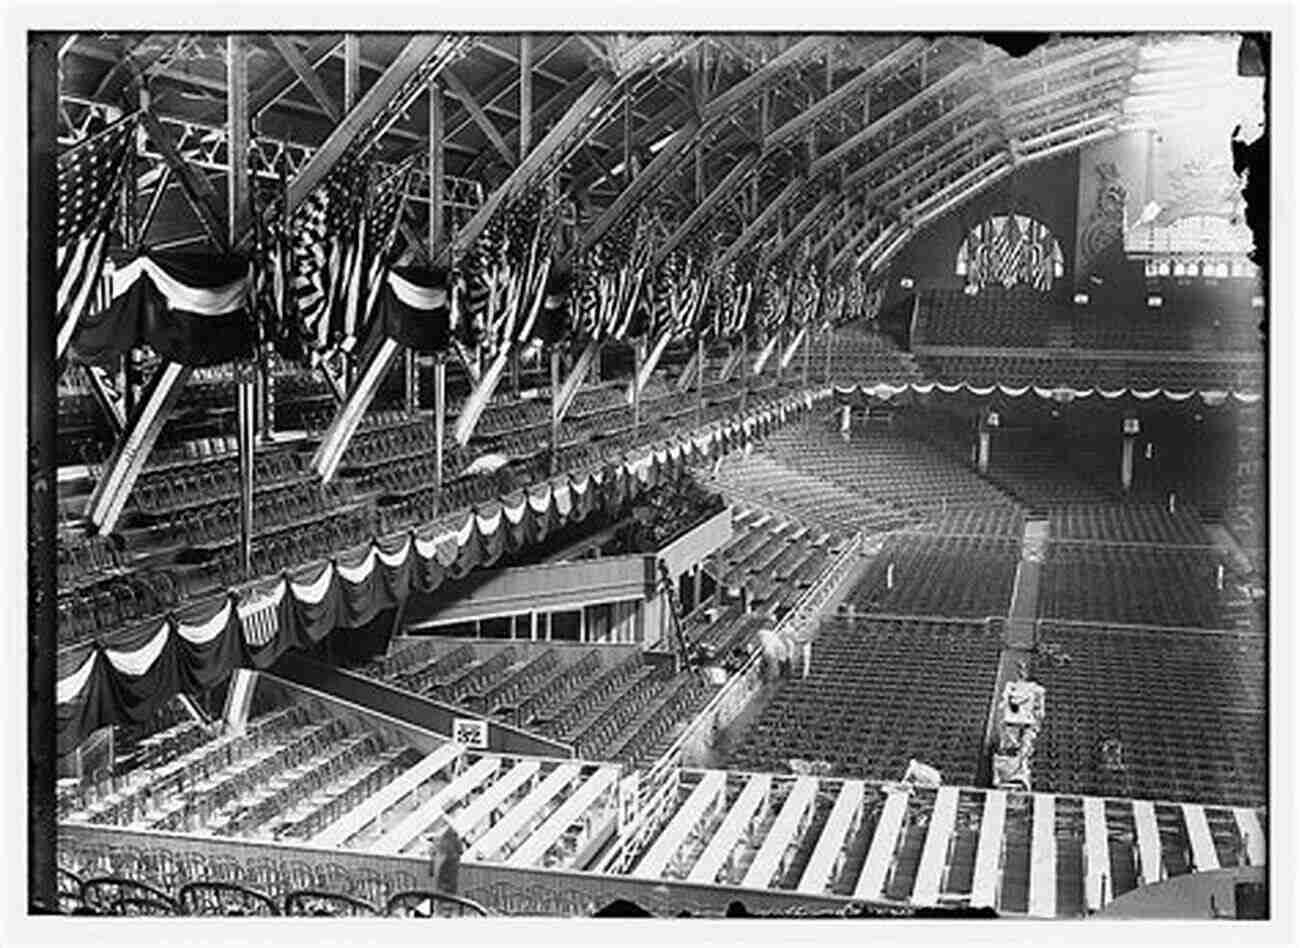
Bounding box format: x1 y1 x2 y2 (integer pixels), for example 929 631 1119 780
1027 623 1265 807
729 617 1002 785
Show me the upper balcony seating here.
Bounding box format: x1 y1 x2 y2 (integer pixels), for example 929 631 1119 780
916 284 1263 353
56 370 805 653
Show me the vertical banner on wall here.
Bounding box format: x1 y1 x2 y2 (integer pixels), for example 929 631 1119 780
1074 132 1142 287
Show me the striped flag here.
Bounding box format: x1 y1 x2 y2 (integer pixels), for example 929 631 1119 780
992 214 1019 288
289 152 372 359
56 112 138 359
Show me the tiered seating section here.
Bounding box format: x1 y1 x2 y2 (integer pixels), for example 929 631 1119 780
359 640 715 769
916 285 1262 353
57 704 417 842
683 507 849 660
814 326 921 384
763 419 1022 529
729 617 1002 785
704 453 904 534
1028 624 1265 806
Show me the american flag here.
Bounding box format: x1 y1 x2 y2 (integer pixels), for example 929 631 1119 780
458 187 558 358
995 213 1024 288
572 204 655 343
289 151 372 358
357 157 419 342
56 112 138 359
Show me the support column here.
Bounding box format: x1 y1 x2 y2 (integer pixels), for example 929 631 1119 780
405 350 419 415
1121 414 1139 493
254 356 273 443
428 79 445 252
840 404 852 441
550 348 562 476
802 325 812 385
236 363 256 579
695 335 705 426
632 340 644 434
433 354 446 513
978 408 998 475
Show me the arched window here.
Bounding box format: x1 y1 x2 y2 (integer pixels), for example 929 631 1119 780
955 213 1065 291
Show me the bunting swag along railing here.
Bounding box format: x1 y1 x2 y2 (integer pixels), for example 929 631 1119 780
66 251 256 367
377 266 452 354
56 389 830 752
832 381 1263 406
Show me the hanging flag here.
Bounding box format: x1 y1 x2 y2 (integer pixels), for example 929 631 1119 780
56 112 139 360
289 151 372 358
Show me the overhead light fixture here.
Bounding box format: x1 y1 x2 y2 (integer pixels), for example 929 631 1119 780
1251 296 1265 309
1147 295 1164 308
1073 293 1090 305
900 277 914 289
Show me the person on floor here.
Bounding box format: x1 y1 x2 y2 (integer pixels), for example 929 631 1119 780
757 625 787 683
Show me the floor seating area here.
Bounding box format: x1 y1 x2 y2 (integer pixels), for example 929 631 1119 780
1049 503 1211 546
1028 623 1266 807
1038 542 1233 629
728 617 1002 784
847 533 1021 618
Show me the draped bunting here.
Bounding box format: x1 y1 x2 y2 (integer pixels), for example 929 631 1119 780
832 381 1262 406
380 266 451 354
55 389 830 753
67 251 255 367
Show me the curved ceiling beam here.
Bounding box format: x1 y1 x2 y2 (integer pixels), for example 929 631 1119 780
763 38 928 152
994 38 1135 91
811 61 980 176
715 177 804 270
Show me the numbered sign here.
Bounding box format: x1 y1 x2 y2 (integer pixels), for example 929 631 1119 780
452 718 489 749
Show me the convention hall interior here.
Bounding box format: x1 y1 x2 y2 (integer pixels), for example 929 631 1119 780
33 29 1268 920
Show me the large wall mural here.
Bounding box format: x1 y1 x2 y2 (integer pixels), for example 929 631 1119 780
1075 159 1130 283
